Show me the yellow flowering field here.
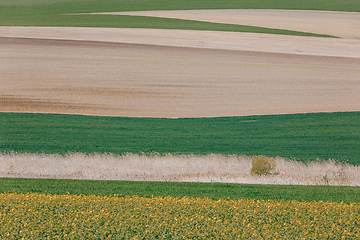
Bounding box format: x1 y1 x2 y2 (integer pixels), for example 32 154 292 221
1 193 359 239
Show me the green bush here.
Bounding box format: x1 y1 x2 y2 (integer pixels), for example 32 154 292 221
250 156 278 176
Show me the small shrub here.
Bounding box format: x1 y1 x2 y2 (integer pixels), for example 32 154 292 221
250 156 277 176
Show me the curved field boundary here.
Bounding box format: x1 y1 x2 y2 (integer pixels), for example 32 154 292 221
89 9 360 39
1 0 359 36
1 27 359 57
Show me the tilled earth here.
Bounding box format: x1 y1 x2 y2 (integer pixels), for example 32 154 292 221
1 35 359 117
1 10 360 117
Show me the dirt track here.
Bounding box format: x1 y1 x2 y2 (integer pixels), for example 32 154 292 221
1 11 360 117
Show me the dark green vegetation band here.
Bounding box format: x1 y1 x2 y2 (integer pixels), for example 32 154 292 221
1 178 359 203
1 112 359 165
1 0 357 37
1 0 359 14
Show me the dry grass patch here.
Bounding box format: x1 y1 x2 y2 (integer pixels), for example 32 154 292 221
1 153 359 186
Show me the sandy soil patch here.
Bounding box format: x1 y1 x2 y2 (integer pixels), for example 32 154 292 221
90 9 360 39
1 33 359 118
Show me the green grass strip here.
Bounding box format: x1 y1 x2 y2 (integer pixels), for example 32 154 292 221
1 0 356 37
1 0 359 14
0 112 359 165
1 14 332 38
1 178 359 203
0 13 335 38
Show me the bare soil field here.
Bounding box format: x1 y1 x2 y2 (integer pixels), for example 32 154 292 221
1 26 359 117
1 10 360 117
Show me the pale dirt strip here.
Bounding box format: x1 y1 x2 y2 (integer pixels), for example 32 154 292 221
1 26 360 58
91 9 360 39
1 153 359 186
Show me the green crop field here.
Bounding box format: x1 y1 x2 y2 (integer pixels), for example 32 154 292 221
2 0 359 37
1 112 359 165
1 178 360 203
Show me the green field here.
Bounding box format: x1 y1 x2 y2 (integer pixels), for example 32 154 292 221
1 178 360 203
1 112 359 165
2 0 359 37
